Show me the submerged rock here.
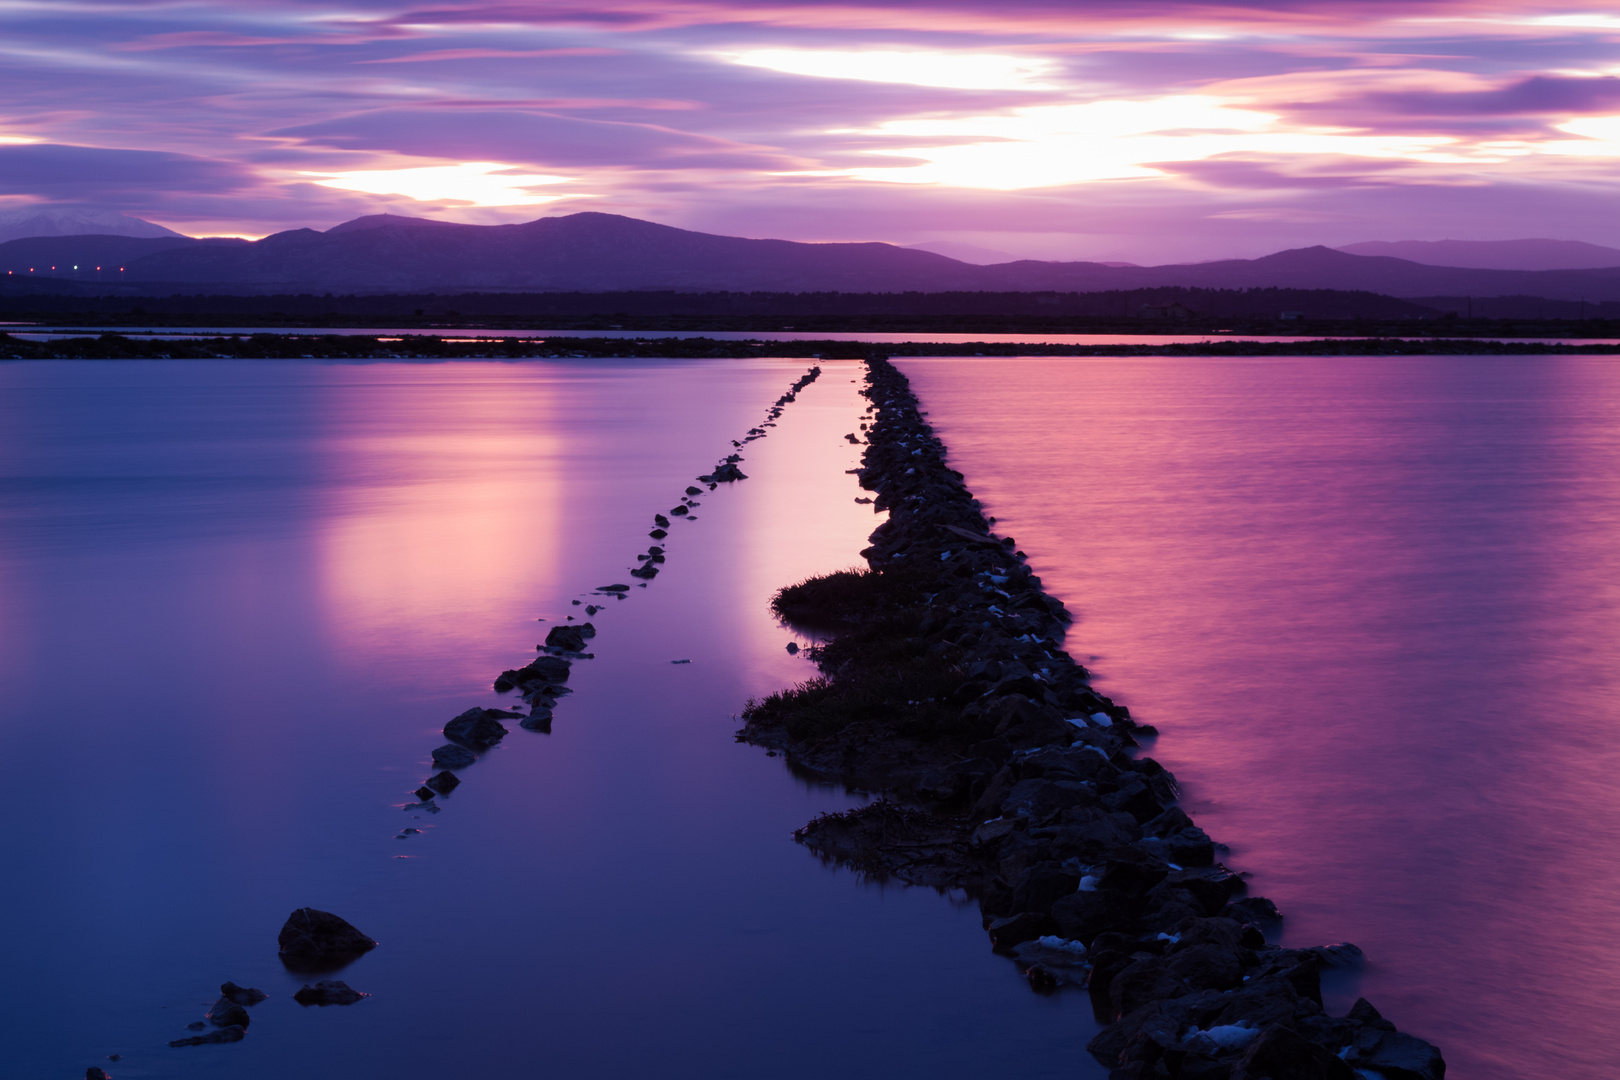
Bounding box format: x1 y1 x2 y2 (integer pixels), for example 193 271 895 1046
219 981 267 1005
170 1026 244 1047
430 743 477 769
293 980 367 1006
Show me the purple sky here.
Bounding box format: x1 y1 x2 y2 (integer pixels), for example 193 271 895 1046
5 0 1620 260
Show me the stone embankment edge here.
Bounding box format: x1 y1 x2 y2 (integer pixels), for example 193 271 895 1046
741 355 1446 1080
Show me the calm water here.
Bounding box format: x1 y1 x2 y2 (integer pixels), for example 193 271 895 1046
905 356 1620 1080
0 359 1104 1079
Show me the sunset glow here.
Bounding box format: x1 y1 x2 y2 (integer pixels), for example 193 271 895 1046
6 1 1620 259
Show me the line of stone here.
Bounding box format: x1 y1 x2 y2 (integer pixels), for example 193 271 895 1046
113 365 822 1076
740 356 1445 1080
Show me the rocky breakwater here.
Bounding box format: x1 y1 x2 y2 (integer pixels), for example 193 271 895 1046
741 356 1444 1080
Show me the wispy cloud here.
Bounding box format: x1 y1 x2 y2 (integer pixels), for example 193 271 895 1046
6 0 1620 257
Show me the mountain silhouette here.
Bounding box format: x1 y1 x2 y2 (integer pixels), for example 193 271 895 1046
1338 238 1620 272
6 212 1620 301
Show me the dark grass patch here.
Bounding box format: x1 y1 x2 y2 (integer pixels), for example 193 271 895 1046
771 565 937 628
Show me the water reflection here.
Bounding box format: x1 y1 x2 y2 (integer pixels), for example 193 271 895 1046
904 355 1620 1080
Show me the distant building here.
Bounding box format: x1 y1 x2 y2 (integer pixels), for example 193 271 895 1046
1278 311 1304 321
1137 302 1196 320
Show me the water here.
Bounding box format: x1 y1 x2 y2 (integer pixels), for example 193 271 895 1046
0 358 1104 1079
904 355 1620 1080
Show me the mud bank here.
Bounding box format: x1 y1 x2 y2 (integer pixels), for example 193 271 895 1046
741 356 1445 1080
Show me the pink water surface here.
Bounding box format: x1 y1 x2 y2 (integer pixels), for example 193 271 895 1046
904 355 1620 1079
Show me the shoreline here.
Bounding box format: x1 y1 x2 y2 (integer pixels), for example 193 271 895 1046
741 356 1446 1079
3 330 1620 360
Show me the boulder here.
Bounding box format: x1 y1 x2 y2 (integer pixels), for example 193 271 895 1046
293 980 367 1006
277 908 377 965
544 625 588 651
520 707 554 732
430 744 477 769
494 654 571 691
424 770 461 795
443 708 510 750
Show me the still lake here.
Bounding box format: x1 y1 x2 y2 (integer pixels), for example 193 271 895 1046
906 355 1620 1080
3 354 1614 1078
0 358 1096 1079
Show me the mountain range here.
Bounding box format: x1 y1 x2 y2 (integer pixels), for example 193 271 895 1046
5 211 1620 301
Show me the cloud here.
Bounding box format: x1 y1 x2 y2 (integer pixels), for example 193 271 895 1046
0 143 254 200
304 161 579 205
271 109 802 171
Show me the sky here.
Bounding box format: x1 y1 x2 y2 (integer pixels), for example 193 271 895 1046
4 1 1620 261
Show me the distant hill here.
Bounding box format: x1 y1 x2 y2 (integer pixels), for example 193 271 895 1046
8 211 1620 301
0 208 184 244
1338 238 1620 271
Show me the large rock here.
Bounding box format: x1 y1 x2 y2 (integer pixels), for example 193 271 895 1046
277 908 377 966
443 708 510 750
544 624 589 651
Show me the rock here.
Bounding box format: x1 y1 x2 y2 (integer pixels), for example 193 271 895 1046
169 1026 245 1047
430 743 477 769
1347 1024 1447 1079
685 485 703 495
207 997 250 1029
1165 943 1246 992
1225 896 1282 926
1010 863 1082 915
220 981 267 1005
544 625 589 651
1011 935 1089 971
277 908 377 965
424 770 461 795
87 1069 110 1079
444 708 510 750
785 642 799 654
649 529 667 539
1100 852 1170 897
670 505 688 515
494 654 572 691
1110 956 1190 1016
413 786 435 801
1232 1024 1358 1080
1050 888 1134 943
520 707 554 731
987 911 1051 951
186 1021 205 1030
293 980 367 1006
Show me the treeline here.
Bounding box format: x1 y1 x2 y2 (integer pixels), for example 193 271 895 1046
4 333 1619 362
